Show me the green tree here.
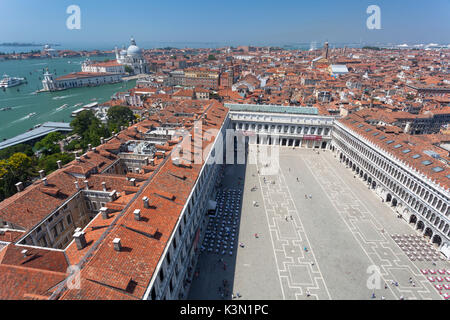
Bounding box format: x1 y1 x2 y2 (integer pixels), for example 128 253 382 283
0 143 33 160
107 106 134 133
38 153 74 174
0 153 35 201
35 132 64 155
70 110 110 149
208 54 217 61
124 65 134 73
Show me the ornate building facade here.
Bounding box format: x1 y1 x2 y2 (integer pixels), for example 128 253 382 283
115 37 149 74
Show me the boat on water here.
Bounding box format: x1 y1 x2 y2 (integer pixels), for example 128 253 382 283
56 104 69 110
25 112 36 119
0 74 26 88
74 103 83 107
0 107 12 111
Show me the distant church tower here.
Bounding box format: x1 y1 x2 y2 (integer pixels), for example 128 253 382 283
323 42 329 59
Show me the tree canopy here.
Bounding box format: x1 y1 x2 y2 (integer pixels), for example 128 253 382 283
107 105 135 133
35 132 64 155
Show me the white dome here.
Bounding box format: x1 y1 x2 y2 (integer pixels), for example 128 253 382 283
127 45 141 56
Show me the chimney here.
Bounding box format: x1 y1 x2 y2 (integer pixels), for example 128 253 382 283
102 181 107 191
92 147 97 153
76 156 81 162
84 180 89 190
100 207 109 219
120 126 124 131
73 231 87 250
134 209 141 221
143 196 149 209
88 144 92 151
134 168 140 173
42 177 48 186
113 238 122 251
130 178 136 186
74 181 80 190
15 182 24 192
21 249 28 258
57 160 62 169
100 137 105 144
74 227 82 234
39 170 45 179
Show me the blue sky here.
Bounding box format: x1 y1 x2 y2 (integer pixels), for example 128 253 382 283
1 0 449 47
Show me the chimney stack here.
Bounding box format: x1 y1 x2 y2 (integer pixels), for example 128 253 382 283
130 178 136 186
92 147 97 153
143 196 149 209
15 182 24 192
100 137 105 144
134 209 141 221
102 181 107 191
84 180 89 190
76 156 81 162
74 181 80 190
88 144 92 151
21 249 28 258
100 207 109 219
113 238 122 251
120 126 124 131
57 160 62 169
73 231 87 250
39 170 45 179
42 177 48 186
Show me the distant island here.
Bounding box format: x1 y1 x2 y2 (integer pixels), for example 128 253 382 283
0 42 60 47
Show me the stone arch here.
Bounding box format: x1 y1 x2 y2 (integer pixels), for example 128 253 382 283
424 227 433 239
409 215 417 225
386 193 392 203
392 198 398 207
432 234 442 247
416 220 425 232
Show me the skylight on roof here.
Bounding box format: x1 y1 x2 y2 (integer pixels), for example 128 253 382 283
394 144 402 149
379 136 387 140
365 128 372 132
432 167 444 173
386 140 394 144
357 124 364 128
446 174 450 179
412 154 421 159
372 132 380 136
421 160 432 166
402 149 411 154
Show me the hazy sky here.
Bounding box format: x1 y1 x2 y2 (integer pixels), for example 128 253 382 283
1 0 449 47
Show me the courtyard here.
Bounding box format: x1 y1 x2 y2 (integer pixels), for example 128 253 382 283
188 147 449 300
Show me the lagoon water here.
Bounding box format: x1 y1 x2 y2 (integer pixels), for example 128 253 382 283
0 55 136 141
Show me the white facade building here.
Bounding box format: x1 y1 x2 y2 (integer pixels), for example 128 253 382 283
331 121 450 258
81 59 125 74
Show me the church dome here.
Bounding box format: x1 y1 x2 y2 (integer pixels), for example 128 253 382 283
127 45 141 56
127 37 141 56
